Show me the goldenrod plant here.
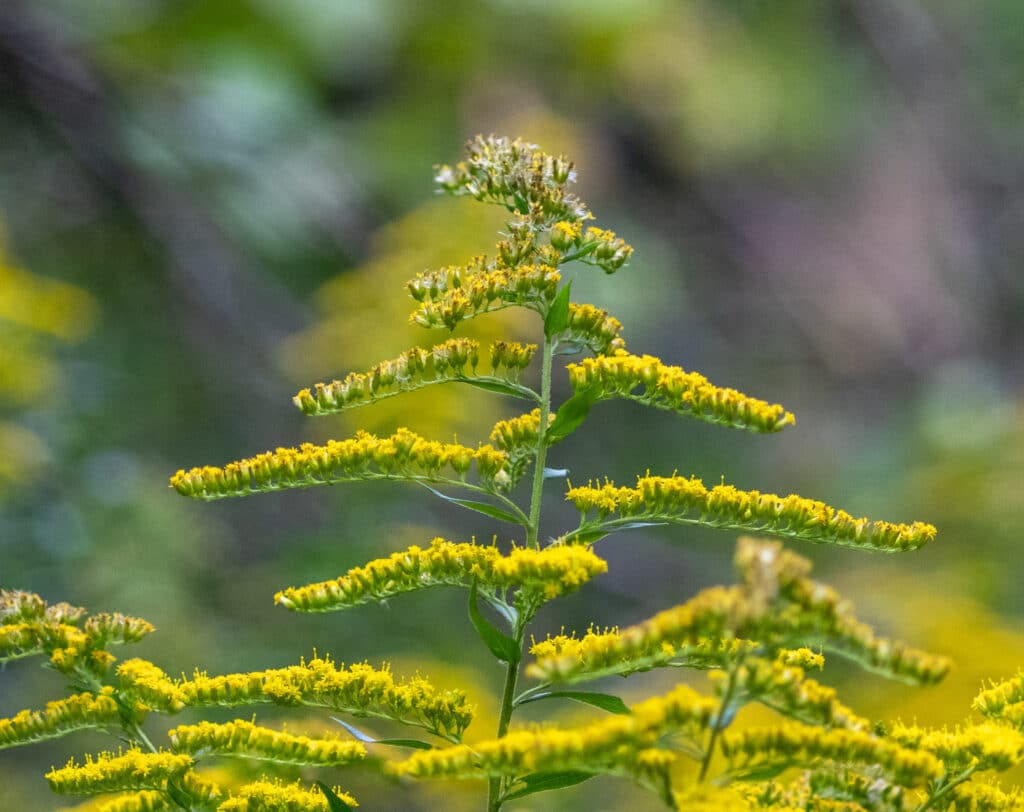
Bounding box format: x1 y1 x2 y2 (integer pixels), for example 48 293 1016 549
3 136 1023 811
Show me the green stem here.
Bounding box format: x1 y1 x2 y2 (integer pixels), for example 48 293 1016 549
526 337 554 549
699 656 744 782
487 337 554 811
915 766 977 812
487 652 522 812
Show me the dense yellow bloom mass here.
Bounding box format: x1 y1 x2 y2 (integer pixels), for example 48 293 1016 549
219 778 357 810
392 684 715 780
567 350 796 433
950 778 1024 811
529 538 949 686
178 655 473 740
46 750 193 795
721 723 944 788
293 337 536 416
566 474 937 552
888 721 1024 772
276 537 606 612
168 719 366 766
170 428 512 499
0 690 121 749
975 672 1024 719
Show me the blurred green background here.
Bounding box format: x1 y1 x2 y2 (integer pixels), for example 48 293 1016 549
1 1 1022 808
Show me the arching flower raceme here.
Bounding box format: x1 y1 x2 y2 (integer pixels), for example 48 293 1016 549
171 428 513 499
276 537 606 612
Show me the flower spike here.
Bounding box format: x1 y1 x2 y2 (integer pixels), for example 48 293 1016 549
178 655 473 741
0 690 122 749
391 684 715 780
220 778 358 810
293 338 537 416
275 537 606 613
567 350 795 433
171 428 513 499
168 719 366 766
45 750 193 795
566 474 937 552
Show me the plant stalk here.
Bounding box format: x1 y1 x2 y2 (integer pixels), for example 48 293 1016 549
526 336 555 549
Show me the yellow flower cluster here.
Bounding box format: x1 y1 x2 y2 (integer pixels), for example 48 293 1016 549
527 587 753 683
721 723 943 788
0 590 154 676
170 428 512 500
45 750 193 795
888 721 1024 772
0 689 121 749
566 474 938 552
434 135 589 223
776 648 825 670
409 264 561 330
178 655 473 740
168 719 366 766
219 778 358 810
275 537 607 612
563 302 626 354
529 538 950 687
567 350 796 433
974 672 1024 725
91 771 223 812
292 338 537 416
673 785 756 812
951 779 1024 811
392 683 715 780
710 657 869 731
117 659 185 713
489 409 552 453
582 226 634 273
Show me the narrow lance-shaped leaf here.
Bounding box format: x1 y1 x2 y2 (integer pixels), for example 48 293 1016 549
516 690 630 715
544 281 571 339
469 580 520 665
503 770 597 800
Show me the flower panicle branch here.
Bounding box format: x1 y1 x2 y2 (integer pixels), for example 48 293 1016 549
293 338 538 416
170 428 514 500
391 683 715 780
567 350 795 433
220 778 358 811
45 749 194 796
178 655 473 741
720 723 944 788
567 474 937 552
528 538 949 687
168 719 367 766
275 537 607 613
0 689 122 749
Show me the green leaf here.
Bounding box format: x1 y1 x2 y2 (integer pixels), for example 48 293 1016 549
504 770 596 800
331 717 434 750
166 780 192 810
420 484 526 526
469 580 521 665
543 467 569 479
544 281 572 339
516 690 630 714
545 386 600 443
315 781 353 812
455 376 540 401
